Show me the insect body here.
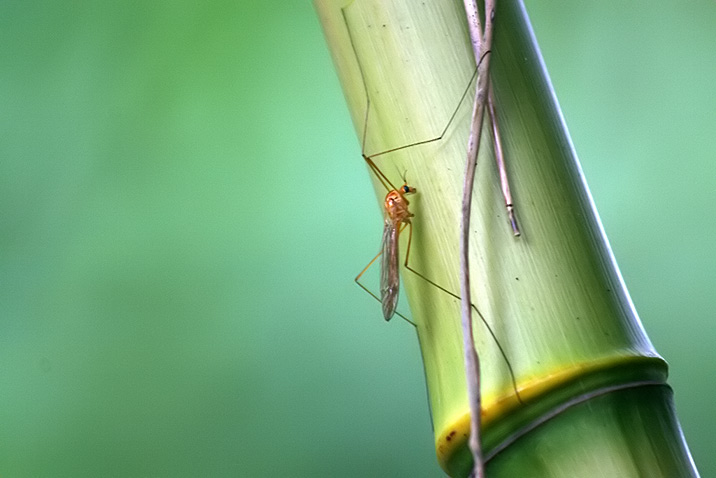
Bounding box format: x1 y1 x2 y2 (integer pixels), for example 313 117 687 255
355 157 417 324
379 183 415 320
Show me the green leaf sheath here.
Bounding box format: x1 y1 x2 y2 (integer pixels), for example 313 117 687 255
315 0 697 476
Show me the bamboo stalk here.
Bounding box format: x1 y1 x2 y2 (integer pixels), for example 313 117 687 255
315 0 697 476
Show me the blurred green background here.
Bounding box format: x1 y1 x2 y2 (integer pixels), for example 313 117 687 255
1 1 714 476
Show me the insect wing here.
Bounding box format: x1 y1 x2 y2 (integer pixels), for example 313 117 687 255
380 218 400 320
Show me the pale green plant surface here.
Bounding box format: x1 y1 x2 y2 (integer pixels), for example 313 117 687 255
315 0 697 476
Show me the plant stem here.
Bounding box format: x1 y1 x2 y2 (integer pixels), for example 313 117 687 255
459 0 495 476
315 0 698 476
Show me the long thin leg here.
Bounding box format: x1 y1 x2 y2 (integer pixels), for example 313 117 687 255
366 67 479 162
346 8 518 237
364 156 397 193
343 7 398 194
402 221 523 403
359 64 522 239
358 67 479 194
344 4 486 173
363 51 495 177
355 249 417 327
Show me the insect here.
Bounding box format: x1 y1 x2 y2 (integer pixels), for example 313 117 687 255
352 127 522 399
343 8 523 399
354 158 417 323
351 65 516 324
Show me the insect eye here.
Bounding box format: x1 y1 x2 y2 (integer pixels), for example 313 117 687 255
403 185 410 193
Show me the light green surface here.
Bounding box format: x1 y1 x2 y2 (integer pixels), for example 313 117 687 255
1 1 714 477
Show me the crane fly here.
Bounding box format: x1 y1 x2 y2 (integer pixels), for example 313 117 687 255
349 52 483 325
343 18 521 325
351 65 493 325
354 157 416 323
341 1 520 326
352 120 523 401
342 8 523 401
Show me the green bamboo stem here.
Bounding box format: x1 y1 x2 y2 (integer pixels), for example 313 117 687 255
315 0 698 476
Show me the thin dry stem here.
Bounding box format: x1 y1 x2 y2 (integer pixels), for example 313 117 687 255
487 88 520 236
460 0 495 477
